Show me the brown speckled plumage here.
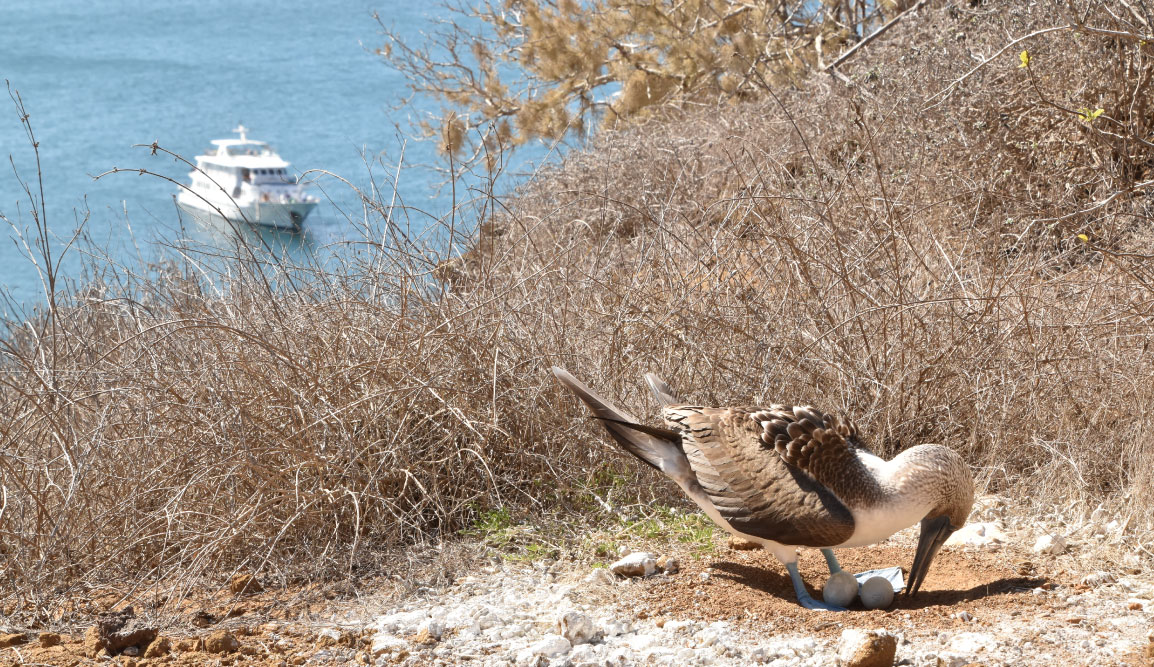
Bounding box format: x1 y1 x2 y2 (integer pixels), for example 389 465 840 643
663 405 857 546
750 406 882 509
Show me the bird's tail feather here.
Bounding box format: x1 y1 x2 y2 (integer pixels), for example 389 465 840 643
551 367 691 480
644 373 683 406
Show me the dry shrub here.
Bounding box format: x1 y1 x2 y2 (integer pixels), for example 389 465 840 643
2 0 1154 619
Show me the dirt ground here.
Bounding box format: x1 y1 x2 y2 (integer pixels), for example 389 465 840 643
4 534 1153 666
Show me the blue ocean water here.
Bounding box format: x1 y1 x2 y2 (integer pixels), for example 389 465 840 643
0 1 542 311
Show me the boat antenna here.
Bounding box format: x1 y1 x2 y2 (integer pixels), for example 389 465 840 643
233 124 248 142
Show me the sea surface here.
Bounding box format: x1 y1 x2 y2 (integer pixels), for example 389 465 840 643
0 0 547 313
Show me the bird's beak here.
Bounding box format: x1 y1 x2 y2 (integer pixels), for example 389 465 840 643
906 515 955 596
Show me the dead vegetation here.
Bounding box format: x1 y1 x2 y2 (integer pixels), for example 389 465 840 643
2 0 1154 626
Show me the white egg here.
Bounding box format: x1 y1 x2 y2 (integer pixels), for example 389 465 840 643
823 571 858 607
860 576 895 609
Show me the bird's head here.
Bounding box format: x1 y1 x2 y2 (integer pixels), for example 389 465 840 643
896 445 975 597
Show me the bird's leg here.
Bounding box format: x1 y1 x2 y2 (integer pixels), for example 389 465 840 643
785 562 847 612
820 548 842 574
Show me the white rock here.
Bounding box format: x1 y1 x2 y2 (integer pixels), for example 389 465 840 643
568 643 598 663
663 619 698 634
610 552 657 577
935 653 972 667
787 637 816 657
369 632 408 657
533 633 572 657
516 634 572 665
602 619 632 637
584 568 616 587
374 608 429 634
1080 570 1117 586
945 522 1008 547
1032 533 1068 555
317 628 341 642
949 632 997 654
558 611 597 646
692 627 720 646
625 632 657 651
420 618 445 639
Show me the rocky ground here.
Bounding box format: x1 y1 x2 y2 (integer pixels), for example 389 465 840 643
4 496 1154 666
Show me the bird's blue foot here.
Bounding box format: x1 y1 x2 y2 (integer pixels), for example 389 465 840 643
797 593 848 611
821 548 842 574
786 561 848 612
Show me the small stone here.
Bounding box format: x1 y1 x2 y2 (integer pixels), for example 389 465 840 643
1130 602 1144 610
229 573 263 595
569 643 597 663
656 555 680 574
837 629 897 667
610 552 656 578
190 610 216 628
204 630 239 654
558 611 597 646
602 619 632 637
1032 534 1067 555
525 634 571 659
418 619 444 640
143 636 172 658
663 619 697 634
727 535 761 550
584 568 616 587
37 632 62 648
121 645 140 656
627 632 657 651
1079 571 1116 586
944 522 1007 547
0 634 27 649
370 632 408 657
84 608 157 657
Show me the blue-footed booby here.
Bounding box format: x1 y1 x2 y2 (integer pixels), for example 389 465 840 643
552 367 974 611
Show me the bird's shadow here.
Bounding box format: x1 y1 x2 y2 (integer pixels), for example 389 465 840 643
709 560 1047 610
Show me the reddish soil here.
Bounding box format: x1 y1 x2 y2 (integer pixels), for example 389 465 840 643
628 545 1052 637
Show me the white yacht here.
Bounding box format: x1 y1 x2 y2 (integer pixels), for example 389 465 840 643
177 126 318 230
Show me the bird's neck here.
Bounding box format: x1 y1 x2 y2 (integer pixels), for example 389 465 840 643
838 450 939 547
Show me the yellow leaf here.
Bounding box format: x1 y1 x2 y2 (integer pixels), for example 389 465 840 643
1077 234 1089 242
1019 50 1030 68
1077 107 1105 122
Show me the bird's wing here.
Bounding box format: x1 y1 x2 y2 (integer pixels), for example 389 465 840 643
749 405 880 508
663 405 859 547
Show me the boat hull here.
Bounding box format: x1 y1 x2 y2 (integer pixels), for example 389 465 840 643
177 195 316 230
